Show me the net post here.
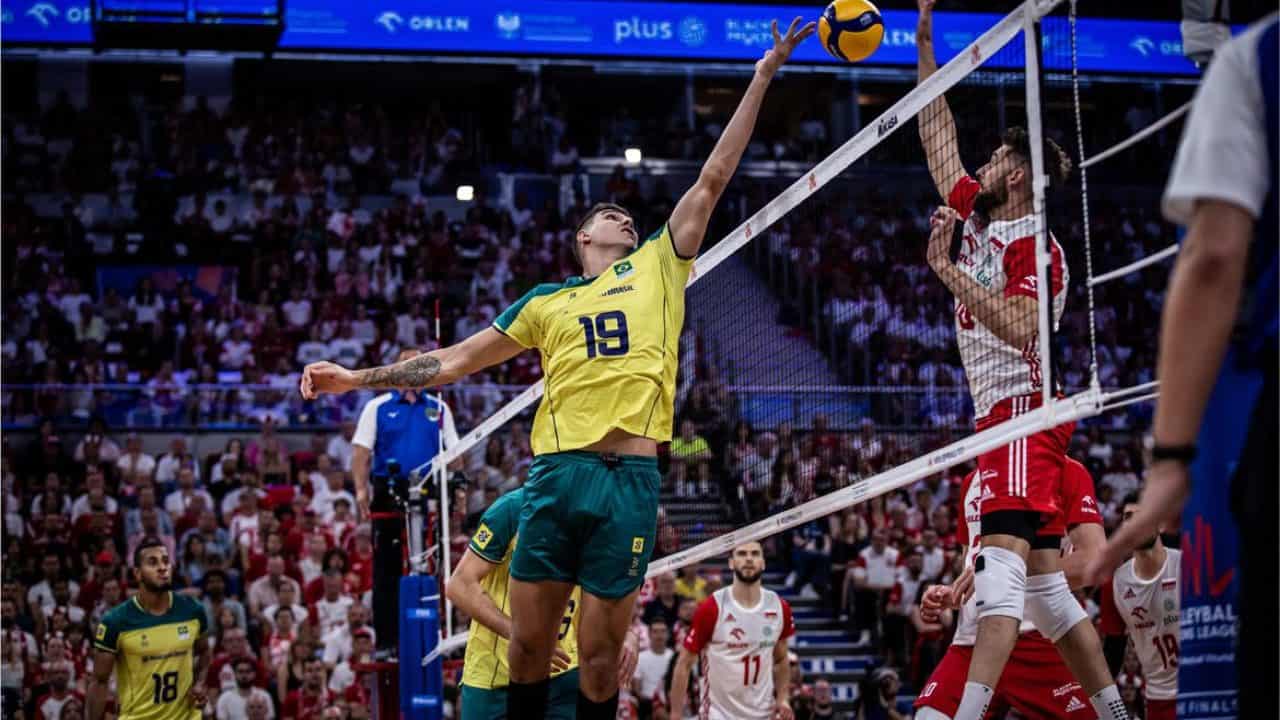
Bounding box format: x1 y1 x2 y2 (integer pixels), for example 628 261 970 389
1023 3 1055 418
437 458 453 638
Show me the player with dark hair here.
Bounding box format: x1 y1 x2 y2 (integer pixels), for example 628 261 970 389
915 2 1124 719
299 18 815 720
668 542 795 720
88 537 211 720
1096 496 1180 720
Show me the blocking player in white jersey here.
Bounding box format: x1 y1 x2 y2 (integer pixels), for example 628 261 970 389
914 459 1104 719
916 2 1126 719
1097 496 1180 720
668 542 795 720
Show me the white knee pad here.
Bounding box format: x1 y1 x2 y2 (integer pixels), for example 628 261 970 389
914 706 954 720
973 546 1027 621
1025 572 1089 642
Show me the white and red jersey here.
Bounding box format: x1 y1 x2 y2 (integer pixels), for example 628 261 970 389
952 458 1101 645
682 586 795 720
1099 551 1181 701
947 175 1068 419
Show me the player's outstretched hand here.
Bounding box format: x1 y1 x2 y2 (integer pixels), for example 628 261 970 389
917 0 937 14
756 17 817 77
616 627 640 688
1083 461 1190 587
186 683 208 710
551 647 573 673
774 698 795 720
300 361 358 399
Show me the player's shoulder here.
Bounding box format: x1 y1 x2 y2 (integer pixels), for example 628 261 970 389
171 593 207 622
495 281 573 326
485 487 525 520
98 598 134 629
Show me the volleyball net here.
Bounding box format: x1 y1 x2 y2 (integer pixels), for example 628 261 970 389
418 0 1188 665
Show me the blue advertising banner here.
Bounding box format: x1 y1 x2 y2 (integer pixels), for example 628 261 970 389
1 0 1203 75
1178 347 1253 720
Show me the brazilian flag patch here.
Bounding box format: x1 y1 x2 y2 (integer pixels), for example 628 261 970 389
474 524 494 550
613 260 635 280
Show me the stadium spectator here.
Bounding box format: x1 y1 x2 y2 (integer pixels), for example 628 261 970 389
281 657 336 720
847 528 899 647
642 572 681 637
216 657 276 720
633 621 674 718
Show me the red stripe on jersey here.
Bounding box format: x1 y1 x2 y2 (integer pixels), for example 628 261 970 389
683 595 720 654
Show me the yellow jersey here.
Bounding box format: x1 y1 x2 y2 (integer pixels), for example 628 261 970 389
94 593 207 720
461 488 580 690
493 223 693 455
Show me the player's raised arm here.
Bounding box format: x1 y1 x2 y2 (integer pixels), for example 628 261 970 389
669 17 815 259
916 0 967 201
300 326 523 398
926 206 1038 348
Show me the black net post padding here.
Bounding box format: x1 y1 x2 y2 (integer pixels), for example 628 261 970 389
371 463 408 656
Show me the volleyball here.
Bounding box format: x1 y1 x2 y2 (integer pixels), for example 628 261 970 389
818 0 885 62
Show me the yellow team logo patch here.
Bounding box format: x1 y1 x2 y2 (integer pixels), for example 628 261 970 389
632 537 645 554
95 624 107 641
474 524 494 550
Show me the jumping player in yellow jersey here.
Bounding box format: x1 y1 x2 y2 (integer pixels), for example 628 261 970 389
87 538 210 720
300 18 814 719
446 487 639 719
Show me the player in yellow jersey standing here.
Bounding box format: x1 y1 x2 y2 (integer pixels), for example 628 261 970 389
299 18 814 719
87 538 210 720
446 487 639 719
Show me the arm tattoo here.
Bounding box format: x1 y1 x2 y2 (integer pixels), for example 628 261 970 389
354 353 442 390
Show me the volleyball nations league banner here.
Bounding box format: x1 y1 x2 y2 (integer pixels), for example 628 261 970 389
1180 349 1254 720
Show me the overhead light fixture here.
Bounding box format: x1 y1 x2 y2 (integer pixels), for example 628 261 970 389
456 185 475 202
624 148 643 164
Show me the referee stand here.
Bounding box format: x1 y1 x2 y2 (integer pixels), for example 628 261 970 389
365 458 445 720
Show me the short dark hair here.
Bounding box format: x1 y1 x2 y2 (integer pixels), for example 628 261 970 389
132 537 167 568
1001 126 1072 187
1122 492 1141 507
572 202 632 265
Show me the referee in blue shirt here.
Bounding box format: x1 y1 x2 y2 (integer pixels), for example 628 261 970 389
352 348 460 521
351 348 459 654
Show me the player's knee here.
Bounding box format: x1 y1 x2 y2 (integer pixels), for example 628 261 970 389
1024 572 1088 642
577 649 620 695
974 546 1027 621
508 632 551 670
914 707 954 720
